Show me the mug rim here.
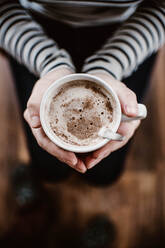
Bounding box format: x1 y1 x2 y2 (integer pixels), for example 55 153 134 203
40 73 121 153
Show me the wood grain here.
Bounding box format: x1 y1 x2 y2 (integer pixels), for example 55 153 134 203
0 48 165 247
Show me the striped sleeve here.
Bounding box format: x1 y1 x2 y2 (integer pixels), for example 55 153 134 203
0 0 75 77
82 1 165 80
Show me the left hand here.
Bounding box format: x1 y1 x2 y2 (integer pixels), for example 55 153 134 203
24 67 87 173
83 72 141 169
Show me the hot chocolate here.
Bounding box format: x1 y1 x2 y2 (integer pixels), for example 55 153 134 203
47 80 114 146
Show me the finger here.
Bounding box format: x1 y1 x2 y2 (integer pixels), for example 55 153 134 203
84 143 113 169
25 83 50 127
24 109 41 128
94 75 138 117
24 109 86 172
75 158 87 173
115 83 138 117
95 120 140 157
25 110 78 167
86 120 140 169
118 119 141 135
32 127 78 168
85 154 108 169
86 140 123 170
85 145 112 169
26 70 65 110
96 120 140 157
27 77 55 105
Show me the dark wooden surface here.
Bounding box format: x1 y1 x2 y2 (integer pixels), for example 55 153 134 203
0 48 165 247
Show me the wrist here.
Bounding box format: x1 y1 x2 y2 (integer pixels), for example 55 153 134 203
86 70 118 84
47 65 74 75
82 56 122 81
41 65 74 80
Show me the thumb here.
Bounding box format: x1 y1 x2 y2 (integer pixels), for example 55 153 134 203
116 83 138 117
24 108 41 129
94 73 138 117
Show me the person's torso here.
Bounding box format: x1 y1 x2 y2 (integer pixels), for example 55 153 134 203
19 0 144 27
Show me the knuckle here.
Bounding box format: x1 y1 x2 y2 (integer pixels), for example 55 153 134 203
26 99 32 108
120 84 137 100
37 140 41 147
64 159 72 165
37 138 44 148
125 127 134 139
125 128 133 139
120 82 127 89
131 129 135 137
93 153 99 159
130 93 135 100
135 120 141 130
130 124 138 137
27 104 39 118
127 90 137 101
27 103 34 110
23 110 27 120
132 120 140 128
23 109 30 124
132 91 137 101
138 120 141 126
27 98 38 109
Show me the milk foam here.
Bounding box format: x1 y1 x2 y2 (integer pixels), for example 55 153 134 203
47 80 115 146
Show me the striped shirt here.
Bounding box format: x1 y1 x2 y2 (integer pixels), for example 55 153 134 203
0 0 165 79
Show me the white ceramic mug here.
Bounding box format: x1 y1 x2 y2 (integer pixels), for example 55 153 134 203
40 73 147 153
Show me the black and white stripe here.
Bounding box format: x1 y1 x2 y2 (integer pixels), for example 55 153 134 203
82 2 165 79
0 1 75 77
0 0 165 79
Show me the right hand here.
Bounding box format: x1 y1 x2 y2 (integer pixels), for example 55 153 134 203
24 67 87 173
81 72 140 169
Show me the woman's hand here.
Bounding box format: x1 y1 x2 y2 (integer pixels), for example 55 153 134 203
83 72 141 169
24 67 87 173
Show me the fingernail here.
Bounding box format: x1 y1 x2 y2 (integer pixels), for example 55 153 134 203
72 158 78 166
76 165 86 173
77 167 86 174
31 116 40 127
66 158 77 167
76 161 87 173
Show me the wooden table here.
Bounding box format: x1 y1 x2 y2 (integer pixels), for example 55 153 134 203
0 48 165 247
